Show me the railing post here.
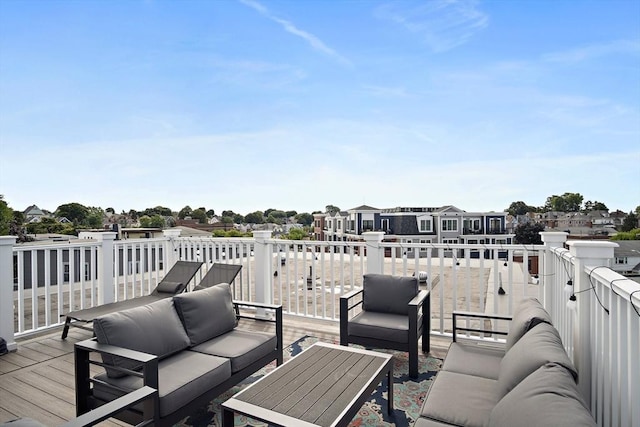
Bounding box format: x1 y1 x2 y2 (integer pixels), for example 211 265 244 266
163 228 182 269
362 232 385 274
566 240 617 407
253 231 273 318
0 236 17 352
540 231 568 315
93 232 117 305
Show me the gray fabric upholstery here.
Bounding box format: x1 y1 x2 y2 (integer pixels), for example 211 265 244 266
505 297 552 351
420 370 499 427
190 329 277 373
442 342 505 380
413 418 458 427
490 363 596 427
93 351 231 417
497 322 577 397
173 284 238 346
362 274 418 315
348 311 409 343
154 280 184 294
93 298 190 378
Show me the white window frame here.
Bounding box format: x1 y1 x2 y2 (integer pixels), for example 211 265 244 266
442 219 458 231
420 219 433 232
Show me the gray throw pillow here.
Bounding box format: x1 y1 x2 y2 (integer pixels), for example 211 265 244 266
505 297 552 351
154 280 185 294
497 322 577 397
490 363 596 427
93 298 190 378
173 283 238 346
363 274 418 315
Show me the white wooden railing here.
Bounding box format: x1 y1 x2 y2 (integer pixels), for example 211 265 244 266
1 230 638 426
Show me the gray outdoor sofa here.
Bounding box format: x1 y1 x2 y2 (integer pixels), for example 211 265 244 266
415 297 596 427
74 283 282 426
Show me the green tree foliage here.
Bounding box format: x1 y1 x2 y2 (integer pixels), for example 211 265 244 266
220 216 234 224
232 213 244 223
0 195 12 235
286 228 307 240
213 229 251 237
206 209 216 218
611 228 640 240
191 208 207 224
506 201 536 216
178 206 192 220
26 217 65 234
245 211 265 224
325 205 340 214
285 210 297 218
583 200 608 212
56 202 89 224
621 211 639 232
142 206 172 217
295 212 313 226
543 193 583 212
514 222 545 244
139 214 166 228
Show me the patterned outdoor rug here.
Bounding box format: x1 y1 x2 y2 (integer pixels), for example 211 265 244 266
177 336 441 426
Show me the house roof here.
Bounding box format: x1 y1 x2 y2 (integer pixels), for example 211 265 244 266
348 205 380 211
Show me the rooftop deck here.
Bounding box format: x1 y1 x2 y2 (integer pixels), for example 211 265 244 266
0 316 449 425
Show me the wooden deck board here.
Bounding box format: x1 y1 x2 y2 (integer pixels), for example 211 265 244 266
0 316 449 425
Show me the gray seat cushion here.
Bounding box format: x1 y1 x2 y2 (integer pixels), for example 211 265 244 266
497 322 577 398
93 351 231 417
348 311 409 343
362 274 418 315
93 298 190 378
490 363 596 427
442 342 505 380
420 370 499 427
190 329 277 373
173 284 238 346
505 297 552 351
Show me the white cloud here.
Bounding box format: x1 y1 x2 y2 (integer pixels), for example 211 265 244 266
543 39 640 63
375 0 489 52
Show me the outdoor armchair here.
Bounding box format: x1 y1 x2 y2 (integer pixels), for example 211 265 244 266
339 273 430 378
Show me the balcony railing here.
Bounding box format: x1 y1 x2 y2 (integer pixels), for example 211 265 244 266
0 231 637 426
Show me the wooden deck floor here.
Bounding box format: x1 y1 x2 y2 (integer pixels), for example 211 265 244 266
0 316 449 426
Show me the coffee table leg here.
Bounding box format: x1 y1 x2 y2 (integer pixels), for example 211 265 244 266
387 365 394 414
222 406 234 427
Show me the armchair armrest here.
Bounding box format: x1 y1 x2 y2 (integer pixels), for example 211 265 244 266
62 386 157 427
341 288 363 301
452 310 512 342
409 290 429 307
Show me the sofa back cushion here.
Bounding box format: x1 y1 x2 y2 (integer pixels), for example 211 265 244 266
363 274 418 315
497 322 577 397
173 283 238 346
505 297 552 351
490 363 596 427
93 298 190 378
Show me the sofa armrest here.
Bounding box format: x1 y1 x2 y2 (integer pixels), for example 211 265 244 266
74 338 159 421
62 386 157 427
452 310 512 342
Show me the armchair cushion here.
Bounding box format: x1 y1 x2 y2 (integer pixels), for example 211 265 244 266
497 322 577 397
505 297 552 351
173 284 238 346
93 298 190 378
362 274 418 315
348 311 410 343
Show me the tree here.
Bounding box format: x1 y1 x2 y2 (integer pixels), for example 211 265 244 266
506 201 536 216
285 210 297 218
286 228 307 240
206 209 216 218
105 207 115 214
514 222 545 244
583 201 608 212
139 214 166 228
245 211 265 224
0 195 12 235
621 211 639 232
191 208 207 224
543 193 583 212
178 206 192 220
611 228 640 240
220 216 234 224
325 205 340 214
295 212 314 226
56 202 89 224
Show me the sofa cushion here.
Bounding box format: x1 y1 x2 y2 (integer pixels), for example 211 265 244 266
348 311 409 343
93 351 231 418
420 370 499 427
93 298 190 378
363 274 418 315
442 342 505 380
497 322 576 397
505 297 552 351
490 363 596 427
173 284 238 346
190 329 277 373
154 280 185 294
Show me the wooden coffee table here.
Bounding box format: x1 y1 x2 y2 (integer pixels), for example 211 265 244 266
222 342 394 427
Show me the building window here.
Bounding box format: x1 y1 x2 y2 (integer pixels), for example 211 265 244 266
615 257 627 264
381 218 389 231
337 220 342 231
442 238 458 244
442 219 458 231
464 219 480 231
420 239 431 251
420 219 432 232
362 220 374 231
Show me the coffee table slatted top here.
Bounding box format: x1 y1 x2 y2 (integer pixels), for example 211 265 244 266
223 342 393 427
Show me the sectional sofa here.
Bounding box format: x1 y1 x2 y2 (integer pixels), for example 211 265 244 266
74 283 282 426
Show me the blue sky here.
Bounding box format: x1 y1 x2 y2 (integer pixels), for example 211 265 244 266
1 0 639 215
